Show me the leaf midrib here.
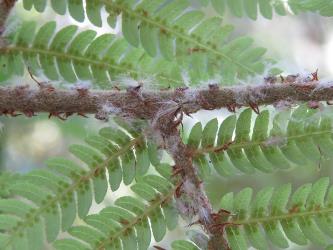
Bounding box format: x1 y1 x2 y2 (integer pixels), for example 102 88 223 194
195 129 333 155
96 185 177 249
231 206 333 225
0 46 183 85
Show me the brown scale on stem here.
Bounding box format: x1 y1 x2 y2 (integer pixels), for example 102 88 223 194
187 208 240 250
249 101 260 114
23 110 36 117
77 112 88 118
28 67 55 93
63 112 88 119
1 109 20 117
226 103 237 113
153 246 166 250
172 164 185 178
198 92 216 110
193 140 234 156
213 140 234 153
48 112 66 121
312 68 319 81
174 182 184 199
76 88 89 98
112 85 121 91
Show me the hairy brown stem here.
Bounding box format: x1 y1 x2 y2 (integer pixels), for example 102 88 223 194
0 82 332 119
153 107 224 250
151 103 230 250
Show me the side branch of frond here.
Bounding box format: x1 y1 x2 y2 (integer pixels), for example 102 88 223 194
152 104 230 250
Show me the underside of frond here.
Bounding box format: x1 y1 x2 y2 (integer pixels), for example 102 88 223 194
0 21 188 87
53 174 178 250
21 0 270 84
0 120 160 249
220 177 333 249
201 0 333 20
186 105 333 179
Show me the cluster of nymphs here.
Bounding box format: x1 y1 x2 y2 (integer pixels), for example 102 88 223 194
267 69 327 110
0 68 327 124
223 69 326 115
0 72 91 120
265 69 319 84
171 163 239 250
173 176 237 248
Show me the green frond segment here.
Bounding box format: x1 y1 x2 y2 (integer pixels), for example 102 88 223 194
53 174 178 250
186 105 333 178
21 1 269 84
298 0 333 16
23 0 98 26
0 172 20 198
0 21 186 88
205 0 333 19
0 121 161 249
220 177 333 249
171 240 200 250
113 0 268 83
27 0 333 22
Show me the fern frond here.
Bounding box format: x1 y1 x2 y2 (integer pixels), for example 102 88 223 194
187 105 333 178
298 0 333 16
203 0 333 20
53 174 178 250
220 177 333 249
0 121 160 249
23 0 103 27
22 0 268 84
0 21 186 87
23 0 333 24
106 0 268 83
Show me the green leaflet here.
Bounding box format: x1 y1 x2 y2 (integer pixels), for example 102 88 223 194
171 240 200 250
0 172 20 198
22 0 269 84
0 122 161 249
186 106 333 177
220 178 333 249
53 174 178 250
118 0 267 83
204 0 333 19
26 0 333 21
23 0 88 24
19 1 333 85
0 21 186 87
